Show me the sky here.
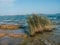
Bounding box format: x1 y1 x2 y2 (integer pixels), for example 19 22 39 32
0 0 60 15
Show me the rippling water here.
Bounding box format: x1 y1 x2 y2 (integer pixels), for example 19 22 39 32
0 15 60 45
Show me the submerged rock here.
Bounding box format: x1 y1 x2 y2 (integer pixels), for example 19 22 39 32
0 24 20 30
0 33 6 38
8 34 28 39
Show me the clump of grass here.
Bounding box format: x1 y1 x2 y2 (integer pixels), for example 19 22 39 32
27 14 54 36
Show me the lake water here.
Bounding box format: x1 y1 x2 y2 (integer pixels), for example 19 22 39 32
0 15 60 45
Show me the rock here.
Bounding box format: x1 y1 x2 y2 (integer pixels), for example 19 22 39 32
0 33 6 38
9 34 28 39
0 24 20 30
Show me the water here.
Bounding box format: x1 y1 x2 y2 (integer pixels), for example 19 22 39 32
0 14 60 45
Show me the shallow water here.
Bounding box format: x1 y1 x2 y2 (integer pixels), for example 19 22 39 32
0 29 25 34
0 15 60 45
0 29 25 45
49 25 60 43
39 25 60 45
0 25 60 45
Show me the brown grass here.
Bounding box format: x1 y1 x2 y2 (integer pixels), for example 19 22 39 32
27 14 55 36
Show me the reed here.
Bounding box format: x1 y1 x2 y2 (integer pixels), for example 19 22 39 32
27 16 36 36
27 14 54 36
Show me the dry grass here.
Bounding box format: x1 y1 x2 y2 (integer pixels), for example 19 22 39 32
27 14 55 36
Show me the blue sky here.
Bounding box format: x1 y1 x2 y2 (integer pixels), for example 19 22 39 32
0 0 60 15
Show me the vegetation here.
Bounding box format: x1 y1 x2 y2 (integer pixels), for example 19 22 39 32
21 14 57 45
27 14 55 36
